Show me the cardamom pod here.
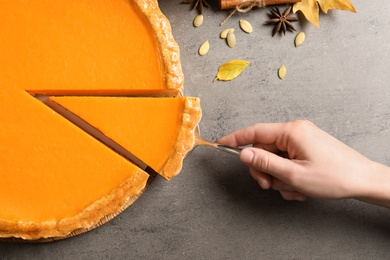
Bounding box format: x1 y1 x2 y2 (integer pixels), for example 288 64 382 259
227 31 236 48
278 65 287 79
193 14 203 27
295 32 305 47
239 19 253 34
220 28 234 39
198 40 210 56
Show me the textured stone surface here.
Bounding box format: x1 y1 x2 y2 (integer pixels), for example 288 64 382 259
2 0 390 259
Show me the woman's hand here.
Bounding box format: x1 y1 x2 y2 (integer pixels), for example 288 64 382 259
219 120 390 207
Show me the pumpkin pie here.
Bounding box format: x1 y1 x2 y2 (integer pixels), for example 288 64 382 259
0 0 201 241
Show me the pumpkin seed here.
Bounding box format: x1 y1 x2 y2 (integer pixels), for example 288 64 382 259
239 19 253 34
278 65 287 79
193 14 203 27
227 31 236 48
295 32 305 47
198 40 210 56
220 28 234 39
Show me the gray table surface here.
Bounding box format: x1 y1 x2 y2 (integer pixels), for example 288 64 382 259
2 0 390 259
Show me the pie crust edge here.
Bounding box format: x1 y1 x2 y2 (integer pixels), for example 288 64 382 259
0 170 149 241
133 0 184 97
159 97 202 180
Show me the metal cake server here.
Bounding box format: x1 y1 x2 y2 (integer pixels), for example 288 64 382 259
194 126 242 156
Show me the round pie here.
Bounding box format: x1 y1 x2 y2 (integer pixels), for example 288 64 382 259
0 0 201 241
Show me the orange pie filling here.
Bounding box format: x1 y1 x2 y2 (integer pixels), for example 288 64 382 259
50 96 202 180
0 0 183 96
0 88 150 240
0 0 201 241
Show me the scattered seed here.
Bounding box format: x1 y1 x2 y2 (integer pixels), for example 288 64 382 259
278 65 287 79
227 31 236 48
193 14 203 27
239 19 253 34
220 28 234 39
198 40 210 56
295 31 305 47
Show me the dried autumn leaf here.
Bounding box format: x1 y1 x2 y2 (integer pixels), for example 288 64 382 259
215 60 250 81
293 0 356 28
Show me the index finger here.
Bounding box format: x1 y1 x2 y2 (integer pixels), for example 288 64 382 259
218 123 288 148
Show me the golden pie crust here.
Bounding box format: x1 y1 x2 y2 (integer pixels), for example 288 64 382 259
0 170 150 242
133 0 184 97
160 97 202 179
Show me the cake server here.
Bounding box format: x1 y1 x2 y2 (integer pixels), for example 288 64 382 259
194 126 242 156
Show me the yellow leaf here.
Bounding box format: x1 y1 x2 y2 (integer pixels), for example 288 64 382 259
293 0 320 28
293 0 356 28
215 60 250 81
318 0 356 14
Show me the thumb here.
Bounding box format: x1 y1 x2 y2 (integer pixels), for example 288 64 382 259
240 148 296 180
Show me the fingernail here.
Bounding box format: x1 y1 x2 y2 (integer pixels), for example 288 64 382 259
240 149 254 164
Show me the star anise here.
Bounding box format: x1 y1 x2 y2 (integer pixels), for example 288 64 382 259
182 0 210 14
265 6 298 37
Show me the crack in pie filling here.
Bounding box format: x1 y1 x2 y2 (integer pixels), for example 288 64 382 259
0 0 201 241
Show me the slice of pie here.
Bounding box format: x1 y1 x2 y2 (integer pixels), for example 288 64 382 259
0 0 201 241
0 88 150 241
50 96 202 180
